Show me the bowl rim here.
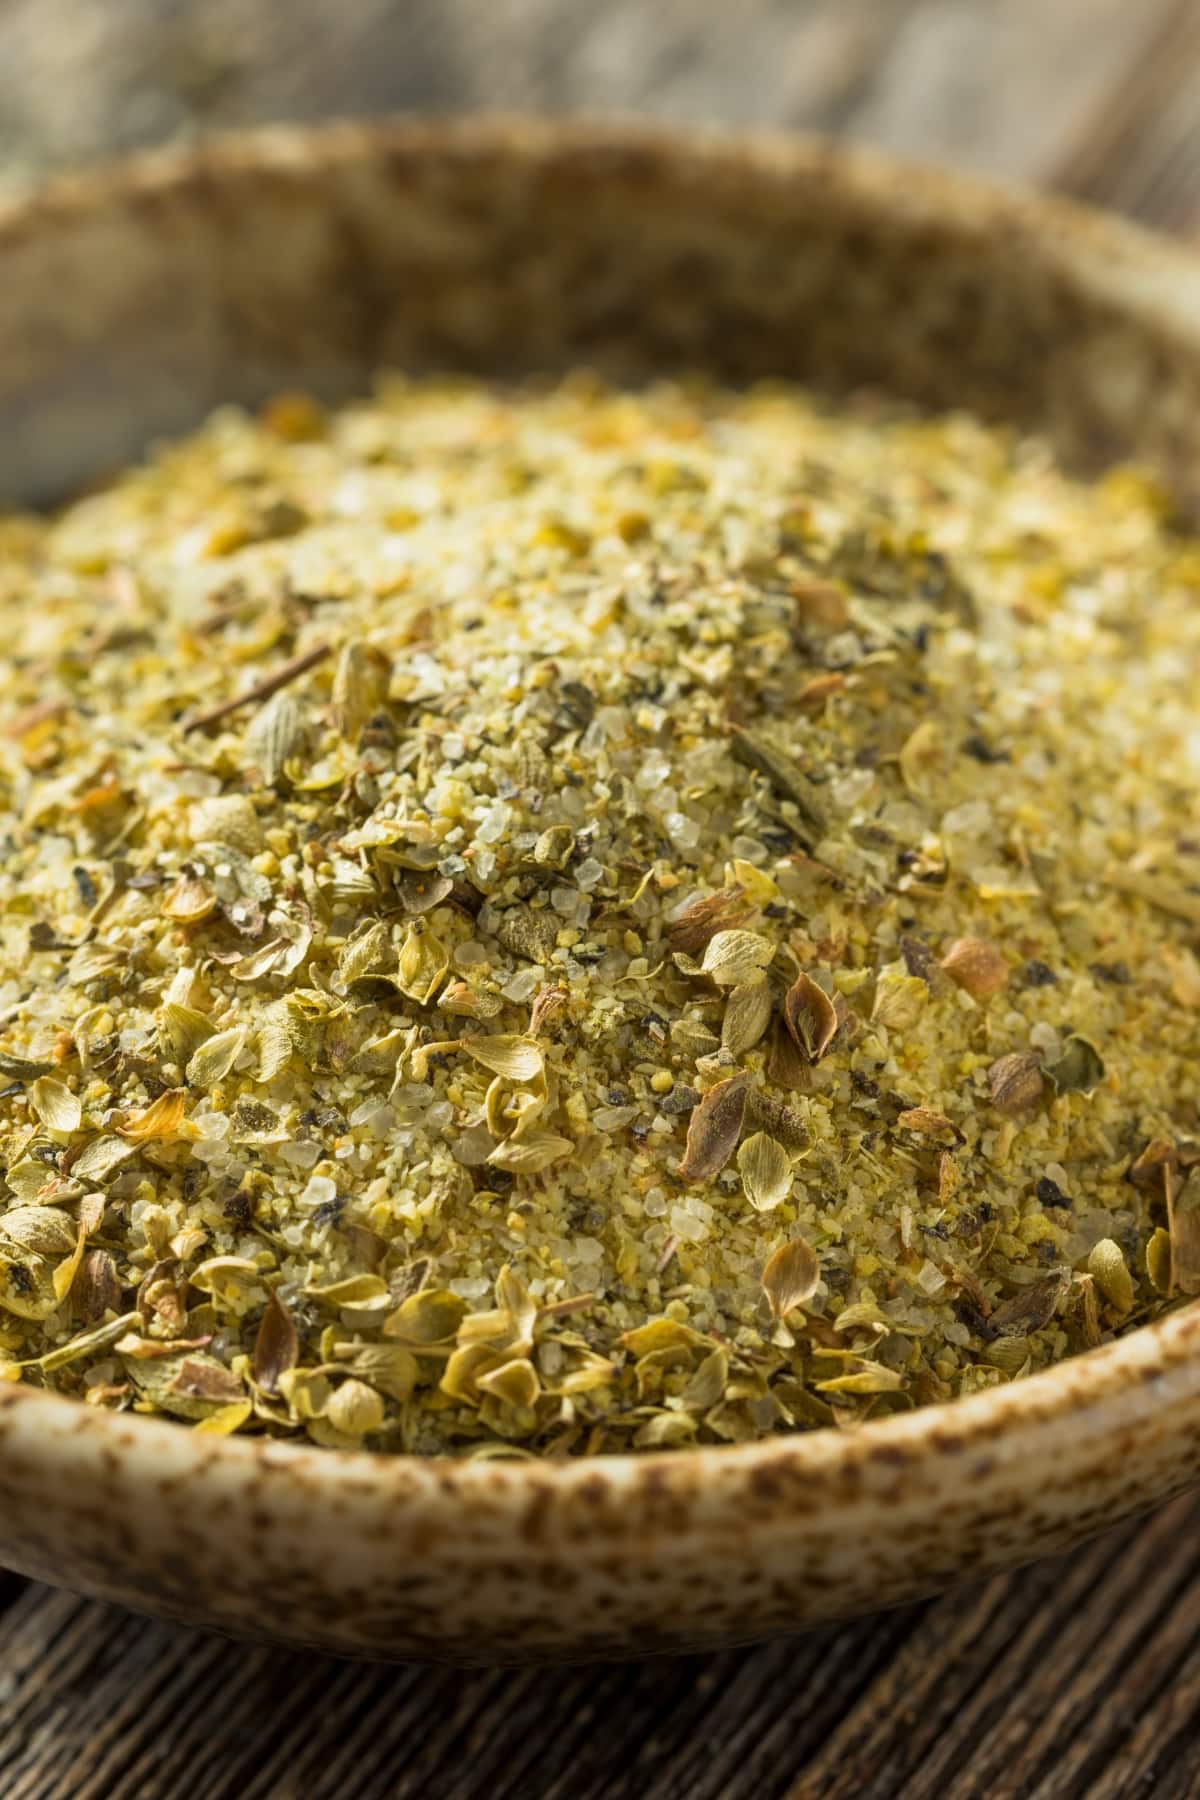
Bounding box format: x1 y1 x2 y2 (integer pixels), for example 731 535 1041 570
2 112 1199 1507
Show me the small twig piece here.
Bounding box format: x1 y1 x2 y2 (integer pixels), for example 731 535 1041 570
4 698 67 738
181 643 331 735
192 596 260 637
535 1292 596 1324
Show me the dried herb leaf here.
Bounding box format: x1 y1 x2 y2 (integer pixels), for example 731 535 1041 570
765 1019 809 1091
117 1090 186 1142
633 1411 698 1449
29 1077 81 1135
1168 1170 1200 1296
278 1366 332 1422
1044 1034 1106 1097
730 728 827 840
304 1273 387 1309
337 920 392 986
871 973 927 1032
0 1244 59 1320
74 1249 122 1325
1129 1137 1178 1193
456 1268 538 1356
1067 1274 1103 1350
462 1035 544 1082
745 1090 811 1152
333 1343 419 1401
783 971 838 1062
253 1289 299 1394
1087 1238 1133 1313
699 930 774 988
383 1288 468 1346
332 640 390 740
898 719 941 798
816 1363 904 1395
619 1318 712 1357
497 906 558 964
982 1336 1030 1375
987 1052 1045 1116
0 1051 55 1080
681 1346 728 1411
37 1306 138 1372
529 985 569 1036
170 1356 246 1403
895 1106 959 1139
476 1357 541 1409
531 826 576 870
737 1132 793 1213
193 1400 253 1436
678 1073 751 1182
397 871 454 916
721 975 774 1056
250 1007 292 1083
487 1131 574 1174
122 1349 243 1420
761 1236 820 1318
71 1134 137 1183
246 691 304 787
324 1377 385 1437
394 923 450 1005
52 1209 94 1303
665 887 753 956
158 1002 215 1064
186 1025 247 1089
0 1206 78 1258
1147 1226 1173 1295
989 1271 1068 1335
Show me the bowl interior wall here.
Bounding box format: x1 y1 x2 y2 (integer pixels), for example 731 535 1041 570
2 124 1199 506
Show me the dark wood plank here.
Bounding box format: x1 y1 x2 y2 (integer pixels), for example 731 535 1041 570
786 1493 1200 1800
5 1498 1200 1800
0 1588 922 1800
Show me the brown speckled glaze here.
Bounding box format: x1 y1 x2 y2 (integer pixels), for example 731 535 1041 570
0 118 1199 1664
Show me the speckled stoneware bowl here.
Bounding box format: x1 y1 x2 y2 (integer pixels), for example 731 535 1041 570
2 118 1200 1665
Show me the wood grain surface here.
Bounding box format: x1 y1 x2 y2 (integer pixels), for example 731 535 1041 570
3 4 1200 1796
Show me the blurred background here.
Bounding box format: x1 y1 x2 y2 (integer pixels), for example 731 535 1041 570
1 0 1198 230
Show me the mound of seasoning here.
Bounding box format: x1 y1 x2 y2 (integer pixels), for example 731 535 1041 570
0 374 1196 1454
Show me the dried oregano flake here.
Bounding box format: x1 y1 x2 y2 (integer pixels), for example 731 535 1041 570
762 1237 820 1318
737 1132 793 1213
783 971 838 1062
679 1075 751 1183
721 976 774 1057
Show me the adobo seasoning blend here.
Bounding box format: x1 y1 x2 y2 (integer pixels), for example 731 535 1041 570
0 375 1196 1452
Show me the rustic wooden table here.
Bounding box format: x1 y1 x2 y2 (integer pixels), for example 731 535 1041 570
4 4 1200 1796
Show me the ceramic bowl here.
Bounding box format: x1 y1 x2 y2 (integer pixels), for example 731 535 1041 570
1 118 1199 1665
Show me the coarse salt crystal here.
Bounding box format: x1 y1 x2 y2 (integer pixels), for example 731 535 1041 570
279 1140 321 1169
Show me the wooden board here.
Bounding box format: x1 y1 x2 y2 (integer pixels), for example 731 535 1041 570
3 4 1200 1794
